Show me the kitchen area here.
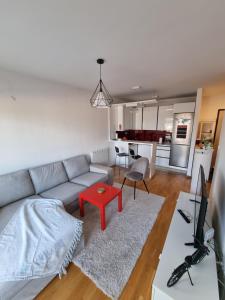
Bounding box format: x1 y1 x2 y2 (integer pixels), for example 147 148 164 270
109 97 196 177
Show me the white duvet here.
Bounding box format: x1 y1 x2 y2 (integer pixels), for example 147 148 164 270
0 198 83 282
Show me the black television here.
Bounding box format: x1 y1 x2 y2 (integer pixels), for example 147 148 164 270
186 165 208 248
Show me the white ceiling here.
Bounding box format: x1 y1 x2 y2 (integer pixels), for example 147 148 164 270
0 0 225 99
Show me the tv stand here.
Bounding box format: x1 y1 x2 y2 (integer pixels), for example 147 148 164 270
152 191 219 300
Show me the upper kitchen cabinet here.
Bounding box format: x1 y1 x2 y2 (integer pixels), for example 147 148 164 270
124 106 142 130
109 105 124 139
173 102 195 113
143 106 158 130
123 106 133 130
133 107 143 129
157 105 174 132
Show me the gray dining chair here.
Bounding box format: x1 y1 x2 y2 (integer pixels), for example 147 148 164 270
121 157 149 199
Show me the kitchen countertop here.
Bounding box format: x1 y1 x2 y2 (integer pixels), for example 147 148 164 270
110 139 171 146
111 139 155 144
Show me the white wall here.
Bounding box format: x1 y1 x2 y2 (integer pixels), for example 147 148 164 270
210 115 225 257
0 69 108 175
200 87 225 122
210 116 225 299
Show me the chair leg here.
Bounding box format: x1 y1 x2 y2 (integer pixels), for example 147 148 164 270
121 177 126 189
115 156 117 176
143 180 149 194
119 157 120 176
134 181 136 200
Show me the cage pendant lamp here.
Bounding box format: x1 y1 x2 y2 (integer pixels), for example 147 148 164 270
90 58 113 108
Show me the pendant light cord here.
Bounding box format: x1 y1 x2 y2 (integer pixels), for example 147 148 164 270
99 63 102 91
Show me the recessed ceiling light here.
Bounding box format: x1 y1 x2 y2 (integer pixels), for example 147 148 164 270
131 85 141 90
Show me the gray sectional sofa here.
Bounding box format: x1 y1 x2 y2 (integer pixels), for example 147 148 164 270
0 154 113 300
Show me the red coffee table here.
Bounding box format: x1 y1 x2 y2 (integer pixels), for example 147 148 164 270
79 182 122 231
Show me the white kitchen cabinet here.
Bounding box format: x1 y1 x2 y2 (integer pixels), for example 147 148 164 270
156 157 170 167
157 105 174 132
123 107 143 130
117 105 124 129
123 106 133 130
156 149 170 158
110 104 143 135
143 106 158 130
133 107 143 129
110 105 125 139
173 102 195 113
155 144 171 167
109 105 118 139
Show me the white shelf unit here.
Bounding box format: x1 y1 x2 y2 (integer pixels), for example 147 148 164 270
190 148 213 194
197 121 216 141
152 192 219 300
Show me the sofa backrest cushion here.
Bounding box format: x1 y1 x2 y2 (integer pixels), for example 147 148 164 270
0 170 35 208
29 162 68 194
63 155 90 180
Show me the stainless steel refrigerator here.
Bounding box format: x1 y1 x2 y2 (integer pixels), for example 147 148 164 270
169 112 194 168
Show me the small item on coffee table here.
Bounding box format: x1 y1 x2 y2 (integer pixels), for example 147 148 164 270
97 187 105 194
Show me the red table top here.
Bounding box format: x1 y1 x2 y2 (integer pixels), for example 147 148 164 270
79 182 121 206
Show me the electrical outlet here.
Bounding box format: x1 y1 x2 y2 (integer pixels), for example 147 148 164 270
204 228 215 244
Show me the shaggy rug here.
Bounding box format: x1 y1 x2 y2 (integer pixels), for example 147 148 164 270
72 183 164 299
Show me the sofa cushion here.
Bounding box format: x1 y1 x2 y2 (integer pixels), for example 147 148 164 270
0 195 42 232
71 172 108 187
90 164 113 185
29 162 68 194
40 182 86 206
63 155 90 180
0 170 35 208
0 276 54 300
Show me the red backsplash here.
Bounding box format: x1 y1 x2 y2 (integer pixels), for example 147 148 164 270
116 130 171 142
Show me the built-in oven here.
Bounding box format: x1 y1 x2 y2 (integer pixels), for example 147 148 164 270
172 113 194 145
170 113 194 168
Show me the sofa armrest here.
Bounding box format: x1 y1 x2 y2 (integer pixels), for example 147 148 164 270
90 164 113 185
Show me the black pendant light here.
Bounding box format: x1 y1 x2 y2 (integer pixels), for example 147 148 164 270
90 58 113 108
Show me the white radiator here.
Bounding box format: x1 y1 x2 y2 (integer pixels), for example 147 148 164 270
91 147 111 166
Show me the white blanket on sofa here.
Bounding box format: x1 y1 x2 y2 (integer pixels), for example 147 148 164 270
0 198 83 282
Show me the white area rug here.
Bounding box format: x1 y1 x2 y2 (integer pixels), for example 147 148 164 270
73 184 164 299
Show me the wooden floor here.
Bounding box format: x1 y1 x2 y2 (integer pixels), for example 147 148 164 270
36 168 191 300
